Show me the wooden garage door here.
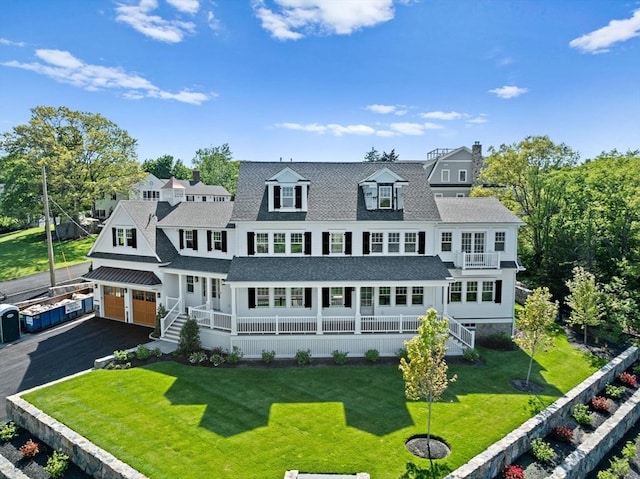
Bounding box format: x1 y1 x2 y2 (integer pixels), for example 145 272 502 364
103 286 125 321
132 290 156 327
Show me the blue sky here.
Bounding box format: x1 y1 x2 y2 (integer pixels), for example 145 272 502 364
1 1 639 165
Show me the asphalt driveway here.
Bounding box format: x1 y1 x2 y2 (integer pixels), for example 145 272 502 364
0 315 152 422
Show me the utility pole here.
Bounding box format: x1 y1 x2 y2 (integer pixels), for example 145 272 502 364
42 166 56 289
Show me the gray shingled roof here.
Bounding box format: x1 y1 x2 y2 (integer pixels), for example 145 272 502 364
226 256 451 283
84 266 161 285
87 252 160 263
160 257 231 274
231 162 441 222
157 201 234 228
178 181 231 196
435 197 524 224
118 201 174 253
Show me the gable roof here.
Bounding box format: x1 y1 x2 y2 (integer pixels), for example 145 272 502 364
435 197 524 224
161 177 185 189
176 180 231 196
157 201 234 228
231 161 440 222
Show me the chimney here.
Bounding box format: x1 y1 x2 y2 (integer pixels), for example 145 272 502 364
471 141 483 186
192 170 200 183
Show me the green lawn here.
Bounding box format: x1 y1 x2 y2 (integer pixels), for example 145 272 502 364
24 331 597 479
0 227 95 281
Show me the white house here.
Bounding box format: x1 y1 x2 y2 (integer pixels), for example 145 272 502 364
424 141 484 197
85 157 523 358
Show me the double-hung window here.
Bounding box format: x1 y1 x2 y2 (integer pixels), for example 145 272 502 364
274 288 287 307
330 287 344 307
450 282 462 302
371 233 384 253
388 233 400 253
274 233 286 254
404 233 417 253
482 281 494 302
256 233 269 254
441 170 450 182
291 288 304 307
361 287 373 307
281 186 294 208
290 233 303 254
459 170 468 182
395 287 407 305
257 288 270 307
185 230 195 249
330 233 344 254
411 287 424 305
117 228 126 246
494 232 506 252
213 231 223 250
186 275 195 293
379 287 391 306
466 281 478 302
379 185 392 208
441 232 452 252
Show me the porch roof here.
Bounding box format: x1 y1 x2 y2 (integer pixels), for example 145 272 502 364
160 256 232 274
226 255 451 283
84 266 162 285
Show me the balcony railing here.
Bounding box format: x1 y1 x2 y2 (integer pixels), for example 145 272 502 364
456 252 500 269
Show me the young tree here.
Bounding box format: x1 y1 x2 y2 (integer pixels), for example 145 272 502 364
566 266 603 344
364 147 381 162
380 148 399 162
399 309 455 457
0 106 143 228
191 143 239 195
514 287 558 386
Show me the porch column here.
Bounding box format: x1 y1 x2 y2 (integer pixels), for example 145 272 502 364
230 287 237 335
206 277 212 309
354 286 361 334
316 287 323 335
442 284 449 316
178 274 185 312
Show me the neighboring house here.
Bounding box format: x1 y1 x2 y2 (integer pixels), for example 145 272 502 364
85 158 523 358
425 141 484 197
93 172 231 219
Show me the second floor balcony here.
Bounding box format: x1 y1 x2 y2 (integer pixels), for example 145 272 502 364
455 251 500 270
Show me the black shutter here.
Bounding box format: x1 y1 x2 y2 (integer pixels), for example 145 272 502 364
345 287 353 308
247 232 255 255
248 288 256 309
363 232 370 255
221 231 227 252
192 230 198 250
322 232 330 255
495 280 502 304
112 228 117 247
304 288 312 308
295 185 302 208
207 230 212 252
322 288 330 308
418 232 426 255
131 229 137 249
304 232 312 255
273 186 281 209
344 232 352 255
179 229 184 249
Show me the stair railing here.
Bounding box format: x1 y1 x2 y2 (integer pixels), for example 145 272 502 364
161 296 182 337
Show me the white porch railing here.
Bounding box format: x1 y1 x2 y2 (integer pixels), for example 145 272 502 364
188 305 232 332
361 315 420 333
161 296 182 336
456 252 500 269
445 314 475 349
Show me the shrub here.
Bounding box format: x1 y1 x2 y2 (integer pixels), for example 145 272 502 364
503 464 525 479
597 470 616 479
151 347 163 357
45 450 70 478
573 403 594 426
463 347 480 363
552 425 573 443
113 349 133 362
531 438 555 464
227 346 244 365
261 349 276 364
210 353 225 367
633 363 640 376
295 349 312 366
619 372 637 387
591 396 610 412
605 383 626 399
609 456 630 477
0 422 19 441
20 439 40 458
622 440 636 461
365 349 379 363
396 347 408 361
136 344 151 360
153 303 167 338
188 351 208 364
479 332 514 351
332 350 349 365
177 318 201 356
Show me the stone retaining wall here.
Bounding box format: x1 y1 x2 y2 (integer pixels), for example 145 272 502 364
444 346 639 479
6 373 149 479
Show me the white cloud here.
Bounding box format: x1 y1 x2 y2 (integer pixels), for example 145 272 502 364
466 114 488 125
422 122 443 130
253 0 396 41
570 9 640 54
376 130 397 137
207 11 223 33
489 85 528 99
2 49 212 105
166 0 199 14
115 0 196 43
365 104 408 115
0 38 26 47
390 122 425 136
276 122 375 136
420 110 465 120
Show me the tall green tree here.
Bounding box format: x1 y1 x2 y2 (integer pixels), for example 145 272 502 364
566 266 603 344
399 309 455 458
474 136 578 287
191 143 239 195
0 106 143 226
142 154 192 180
380 149 399 162
364 147 381 162
514 287 558 386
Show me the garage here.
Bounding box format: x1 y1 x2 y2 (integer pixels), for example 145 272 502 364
103 286 125 321
132 290 157 327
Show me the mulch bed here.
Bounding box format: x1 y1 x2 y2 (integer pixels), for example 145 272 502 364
405 435 451 459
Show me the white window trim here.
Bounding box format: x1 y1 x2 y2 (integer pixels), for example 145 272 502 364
458 170 468 182
378 185 393 209
441 169 450 183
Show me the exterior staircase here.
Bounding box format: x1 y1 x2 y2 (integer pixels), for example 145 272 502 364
162 313 189 344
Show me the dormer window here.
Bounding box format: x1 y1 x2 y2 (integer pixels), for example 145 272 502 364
281 186 295 208
359 167 408 211
267 167 310 212
379 185 392 209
